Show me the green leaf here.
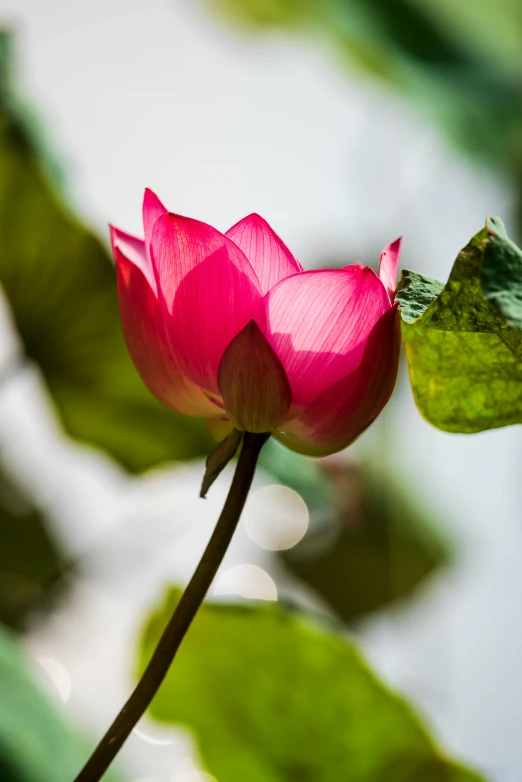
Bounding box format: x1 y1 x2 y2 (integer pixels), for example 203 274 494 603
0 34 213 472
407 0 522 78
0 625 75 781
0 626 121 782
398 221 522 433
141 590 485 782
482 216 522 330
281 460 449 623
395 271 445 323
0 463 68 629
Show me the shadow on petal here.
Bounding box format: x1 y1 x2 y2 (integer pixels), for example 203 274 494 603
275 306 401 455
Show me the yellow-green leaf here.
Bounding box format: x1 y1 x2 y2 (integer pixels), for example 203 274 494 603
140 590 485 782
398 221 522 433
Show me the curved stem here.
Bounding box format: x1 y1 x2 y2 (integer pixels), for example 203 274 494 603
73 431 269 782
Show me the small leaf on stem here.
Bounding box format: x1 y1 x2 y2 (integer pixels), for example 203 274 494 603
200 428 243 498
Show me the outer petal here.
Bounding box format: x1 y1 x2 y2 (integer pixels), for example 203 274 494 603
110 225 156 292
378 237 402 303
151 213 265 394
218 320 291 433
112 232 222 417
266 267 390 406
226 213 303 294
275 305 400 455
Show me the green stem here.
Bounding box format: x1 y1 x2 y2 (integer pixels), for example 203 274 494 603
73 431 269 782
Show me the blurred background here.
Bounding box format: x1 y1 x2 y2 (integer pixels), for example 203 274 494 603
0 0 521 780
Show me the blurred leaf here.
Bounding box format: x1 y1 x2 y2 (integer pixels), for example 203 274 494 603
0 31 65 190
397 219 522 432
0 626 120 782
0 33 213 472
209 0 522 169
208 0 313 27
407 0 522 78
259 442 448 623
0 464 68 630
281 460 448 623
482 216 522 330
141 590 485 782
0 624 75 781
258 437 332 510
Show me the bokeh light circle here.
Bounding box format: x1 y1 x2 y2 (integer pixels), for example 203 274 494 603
213 563 277 601
245 484 309 551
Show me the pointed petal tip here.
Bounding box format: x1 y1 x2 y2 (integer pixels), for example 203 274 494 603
384 236 402 252
226 213 302 294
378 237 402 303
230 212 265 228
143 188 168 245
244 318 261 334
379 237 402 263
109 223 125 249
243 212 269 226
143 187 168 214
110 225 158 293
143 186 165 206
108 223 117 248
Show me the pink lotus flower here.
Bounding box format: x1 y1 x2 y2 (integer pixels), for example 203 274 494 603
110 190 401 456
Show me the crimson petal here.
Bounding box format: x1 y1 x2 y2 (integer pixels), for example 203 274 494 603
151 213 265 394
111 227 221 417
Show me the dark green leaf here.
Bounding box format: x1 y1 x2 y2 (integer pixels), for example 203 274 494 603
0 463 68 630
408 0 522 77
399 221 522 432
141 590 485 782
396 270 445 324
482 216 522 330
0 34 213 472
281 460 448 623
